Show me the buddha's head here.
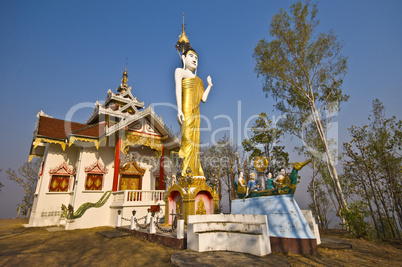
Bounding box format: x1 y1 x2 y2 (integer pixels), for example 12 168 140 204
182 48 198 72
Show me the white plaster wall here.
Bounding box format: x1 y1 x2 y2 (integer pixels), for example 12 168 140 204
29 144 79 227
29 142 168 229
67 146 115 229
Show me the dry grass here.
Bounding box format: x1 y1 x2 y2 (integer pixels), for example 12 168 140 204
287 230 402 266
0 219 401 266
0 219 176 266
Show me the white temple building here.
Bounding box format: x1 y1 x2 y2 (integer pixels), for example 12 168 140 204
27 69 180 229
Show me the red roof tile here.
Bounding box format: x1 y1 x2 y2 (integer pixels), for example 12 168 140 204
70 122 106 138
37 116 104 140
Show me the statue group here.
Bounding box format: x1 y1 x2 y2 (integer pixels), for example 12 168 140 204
234 159 312 199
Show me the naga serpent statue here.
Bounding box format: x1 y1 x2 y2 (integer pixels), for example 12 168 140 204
61 190 112 220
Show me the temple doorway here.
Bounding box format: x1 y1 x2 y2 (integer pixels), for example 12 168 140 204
119 174 142 190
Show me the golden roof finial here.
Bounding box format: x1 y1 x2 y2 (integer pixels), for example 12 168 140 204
175 13 192 54
121 67 128 86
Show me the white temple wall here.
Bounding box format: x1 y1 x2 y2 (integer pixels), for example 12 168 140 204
30 144 79 227
29 143 49 226
67 146 115 229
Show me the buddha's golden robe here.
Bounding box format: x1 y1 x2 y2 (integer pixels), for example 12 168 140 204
178 76 205 177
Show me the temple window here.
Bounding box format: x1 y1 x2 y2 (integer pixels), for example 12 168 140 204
49 175 70 192
84 161 108 191
85 174 104 190
48 162 75 193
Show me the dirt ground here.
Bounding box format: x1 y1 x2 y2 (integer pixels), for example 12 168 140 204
0 219 401 266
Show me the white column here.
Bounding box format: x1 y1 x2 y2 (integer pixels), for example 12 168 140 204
149 217 156 234
176 219 185 239
117 213 122 227
145 211 151 224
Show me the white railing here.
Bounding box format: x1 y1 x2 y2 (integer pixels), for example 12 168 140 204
112 190 165 206
126 190 165 203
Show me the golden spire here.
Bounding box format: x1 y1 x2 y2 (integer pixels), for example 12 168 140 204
175 13 192 54
121 67 128 86
117 66 129 93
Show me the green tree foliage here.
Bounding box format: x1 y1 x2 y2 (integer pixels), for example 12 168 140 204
253 0 349 212
342 201 372 238
242 112 289 177
6 159 41 215
342 99 401 239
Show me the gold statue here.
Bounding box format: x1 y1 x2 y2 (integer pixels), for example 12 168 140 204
175 22 213 177
196 198 206 215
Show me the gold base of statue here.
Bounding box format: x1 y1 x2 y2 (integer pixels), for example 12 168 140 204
164 176 219 225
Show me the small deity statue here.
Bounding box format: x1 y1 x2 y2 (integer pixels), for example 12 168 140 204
175 48 213 177
196 198 207 215
171 174 176 185
236 172 247 194
247 173 260 195
274 168 287 188
266 173 275 189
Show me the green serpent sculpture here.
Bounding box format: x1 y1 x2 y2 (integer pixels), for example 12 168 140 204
61 190 112 220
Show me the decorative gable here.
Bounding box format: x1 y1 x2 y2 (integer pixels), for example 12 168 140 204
126 119 162 137
120 161 146 175
84 160 108 174
49 162 75 175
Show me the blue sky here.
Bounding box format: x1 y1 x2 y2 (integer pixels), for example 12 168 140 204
0 0 401 219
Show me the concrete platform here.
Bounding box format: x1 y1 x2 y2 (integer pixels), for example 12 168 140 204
232 195 318 254
187 214 271 256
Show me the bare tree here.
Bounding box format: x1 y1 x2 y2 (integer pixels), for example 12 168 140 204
6 159 41 216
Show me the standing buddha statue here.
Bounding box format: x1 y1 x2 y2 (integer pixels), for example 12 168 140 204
175 20 213 177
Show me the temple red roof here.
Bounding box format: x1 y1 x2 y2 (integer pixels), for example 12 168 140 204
36 116 105 140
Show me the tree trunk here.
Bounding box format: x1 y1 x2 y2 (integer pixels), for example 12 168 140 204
355 168 381 239
310 104 348 214
311 161 324 229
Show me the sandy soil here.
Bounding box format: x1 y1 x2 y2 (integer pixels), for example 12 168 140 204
0 219 401 266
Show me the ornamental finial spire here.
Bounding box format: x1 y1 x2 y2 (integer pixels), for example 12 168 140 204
175 13 192 54
117 64 129 93
121 67 128 86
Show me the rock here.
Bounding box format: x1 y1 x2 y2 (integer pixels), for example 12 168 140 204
319 237 353 250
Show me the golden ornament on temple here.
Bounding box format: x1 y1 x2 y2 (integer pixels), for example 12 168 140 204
121 67 128 86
